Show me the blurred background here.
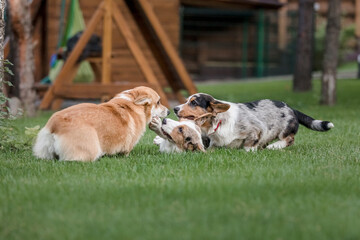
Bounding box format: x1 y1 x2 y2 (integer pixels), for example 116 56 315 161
1 0 357 115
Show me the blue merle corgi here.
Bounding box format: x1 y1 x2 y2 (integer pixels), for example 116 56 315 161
173 93 334 151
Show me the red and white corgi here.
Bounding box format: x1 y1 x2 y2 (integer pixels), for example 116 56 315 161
33 87 169 161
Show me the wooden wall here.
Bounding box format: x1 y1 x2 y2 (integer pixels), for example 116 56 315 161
45 0 180 86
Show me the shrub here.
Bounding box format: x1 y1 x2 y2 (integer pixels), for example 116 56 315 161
314 22 356 70
0 60 39 151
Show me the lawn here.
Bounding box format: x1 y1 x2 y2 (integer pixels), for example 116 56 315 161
1 79 360 240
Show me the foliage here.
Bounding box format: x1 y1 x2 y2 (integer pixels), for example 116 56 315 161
1 79 360 240
339 24 356 62
314 22 356 71
0 59 14 118
0 59 39 151
0 124 39 151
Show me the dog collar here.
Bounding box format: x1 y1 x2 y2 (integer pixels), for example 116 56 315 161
214 120 222 132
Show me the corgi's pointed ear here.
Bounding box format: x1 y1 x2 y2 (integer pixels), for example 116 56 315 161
194 113 213 126
134 96 151 105
210 100 230 113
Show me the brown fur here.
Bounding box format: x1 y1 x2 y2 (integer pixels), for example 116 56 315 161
149 117 205 153
169 125 205 152
33 86 168 162
177 100 230 120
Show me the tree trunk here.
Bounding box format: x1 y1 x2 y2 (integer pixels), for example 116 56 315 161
356 0 360 78
8 0 36 117
0 0 4 84
320 0 340 106
293 0 315 92
0 0 5 114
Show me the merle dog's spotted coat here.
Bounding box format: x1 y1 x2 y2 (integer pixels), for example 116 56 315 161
174 93 334 151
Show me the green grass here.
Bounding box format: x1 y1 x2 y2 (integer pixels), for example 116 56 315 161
338 61 357 72
1 79 360 240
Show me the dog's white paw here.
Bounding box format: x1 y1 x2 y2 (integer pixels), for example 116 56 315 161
149 116 161 131
244 146 258 152
153 136 164 145
266 140 287 150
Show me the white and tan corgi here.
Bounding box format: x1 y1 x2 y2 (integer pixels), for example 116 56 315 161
33 86 169 162
149 117 205 153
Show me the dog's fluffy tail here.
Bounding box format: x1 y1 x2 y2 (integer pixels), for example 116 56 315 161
293 109 334 132
33 127 56 159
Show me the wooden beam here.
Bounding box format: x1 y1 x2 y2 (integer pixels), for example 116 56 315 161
127 0 185 103
102 0 112 84
51 98 64 110
40 64 80 109
180 0 283 10
39 1 105 109
356 0 360 39
4 37 9 59
111 0 169 107
278 0 288 50
136 0 198 96
55 82 154 99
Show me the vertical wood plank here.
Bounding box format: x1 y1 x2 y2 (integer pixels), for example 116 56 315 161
40 1 105 109
4 37 9 58
356 0 360 39
136 0 197 95
278 0 288 50
51 98 64 110
111 0 169 107
102 0 112 84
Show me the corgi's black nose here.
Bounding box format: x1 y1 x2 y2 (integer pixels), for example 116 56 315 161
162 118 167 125
174 107 180 114
167 110 170 116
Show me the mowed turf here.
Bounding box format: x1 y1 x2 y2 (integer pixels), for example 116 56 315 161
1 79 360 240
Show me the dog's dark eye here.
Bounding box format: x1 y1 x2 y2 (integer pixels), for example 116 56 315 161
157 100 160 105
191 100 197 106
185 137 191 142
178 127 183 133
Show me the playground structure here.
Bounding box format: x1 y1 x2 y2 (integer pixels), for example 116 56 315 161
4 0 285 109
39 0 197 109
5 0 198 110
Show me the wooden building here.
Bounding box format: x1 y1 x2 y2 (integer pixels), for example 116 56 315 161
8 0 359 91
180 0 360 80
27 0 284 85
40 0 181 87
179 0 283 80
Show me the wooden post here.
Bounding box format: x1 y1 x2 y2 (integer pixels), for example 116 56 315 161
278 0 288 50
40 1 105 109
356 0 360 51
111 0 169 107
293 0 315 92
136 0 197 96
241 21 248 78
3 37 9 58
102 0 112 84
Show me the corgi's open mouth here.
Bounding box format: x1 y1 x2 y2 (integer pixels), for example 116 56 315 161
183 116 195 120
161 128 174 142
